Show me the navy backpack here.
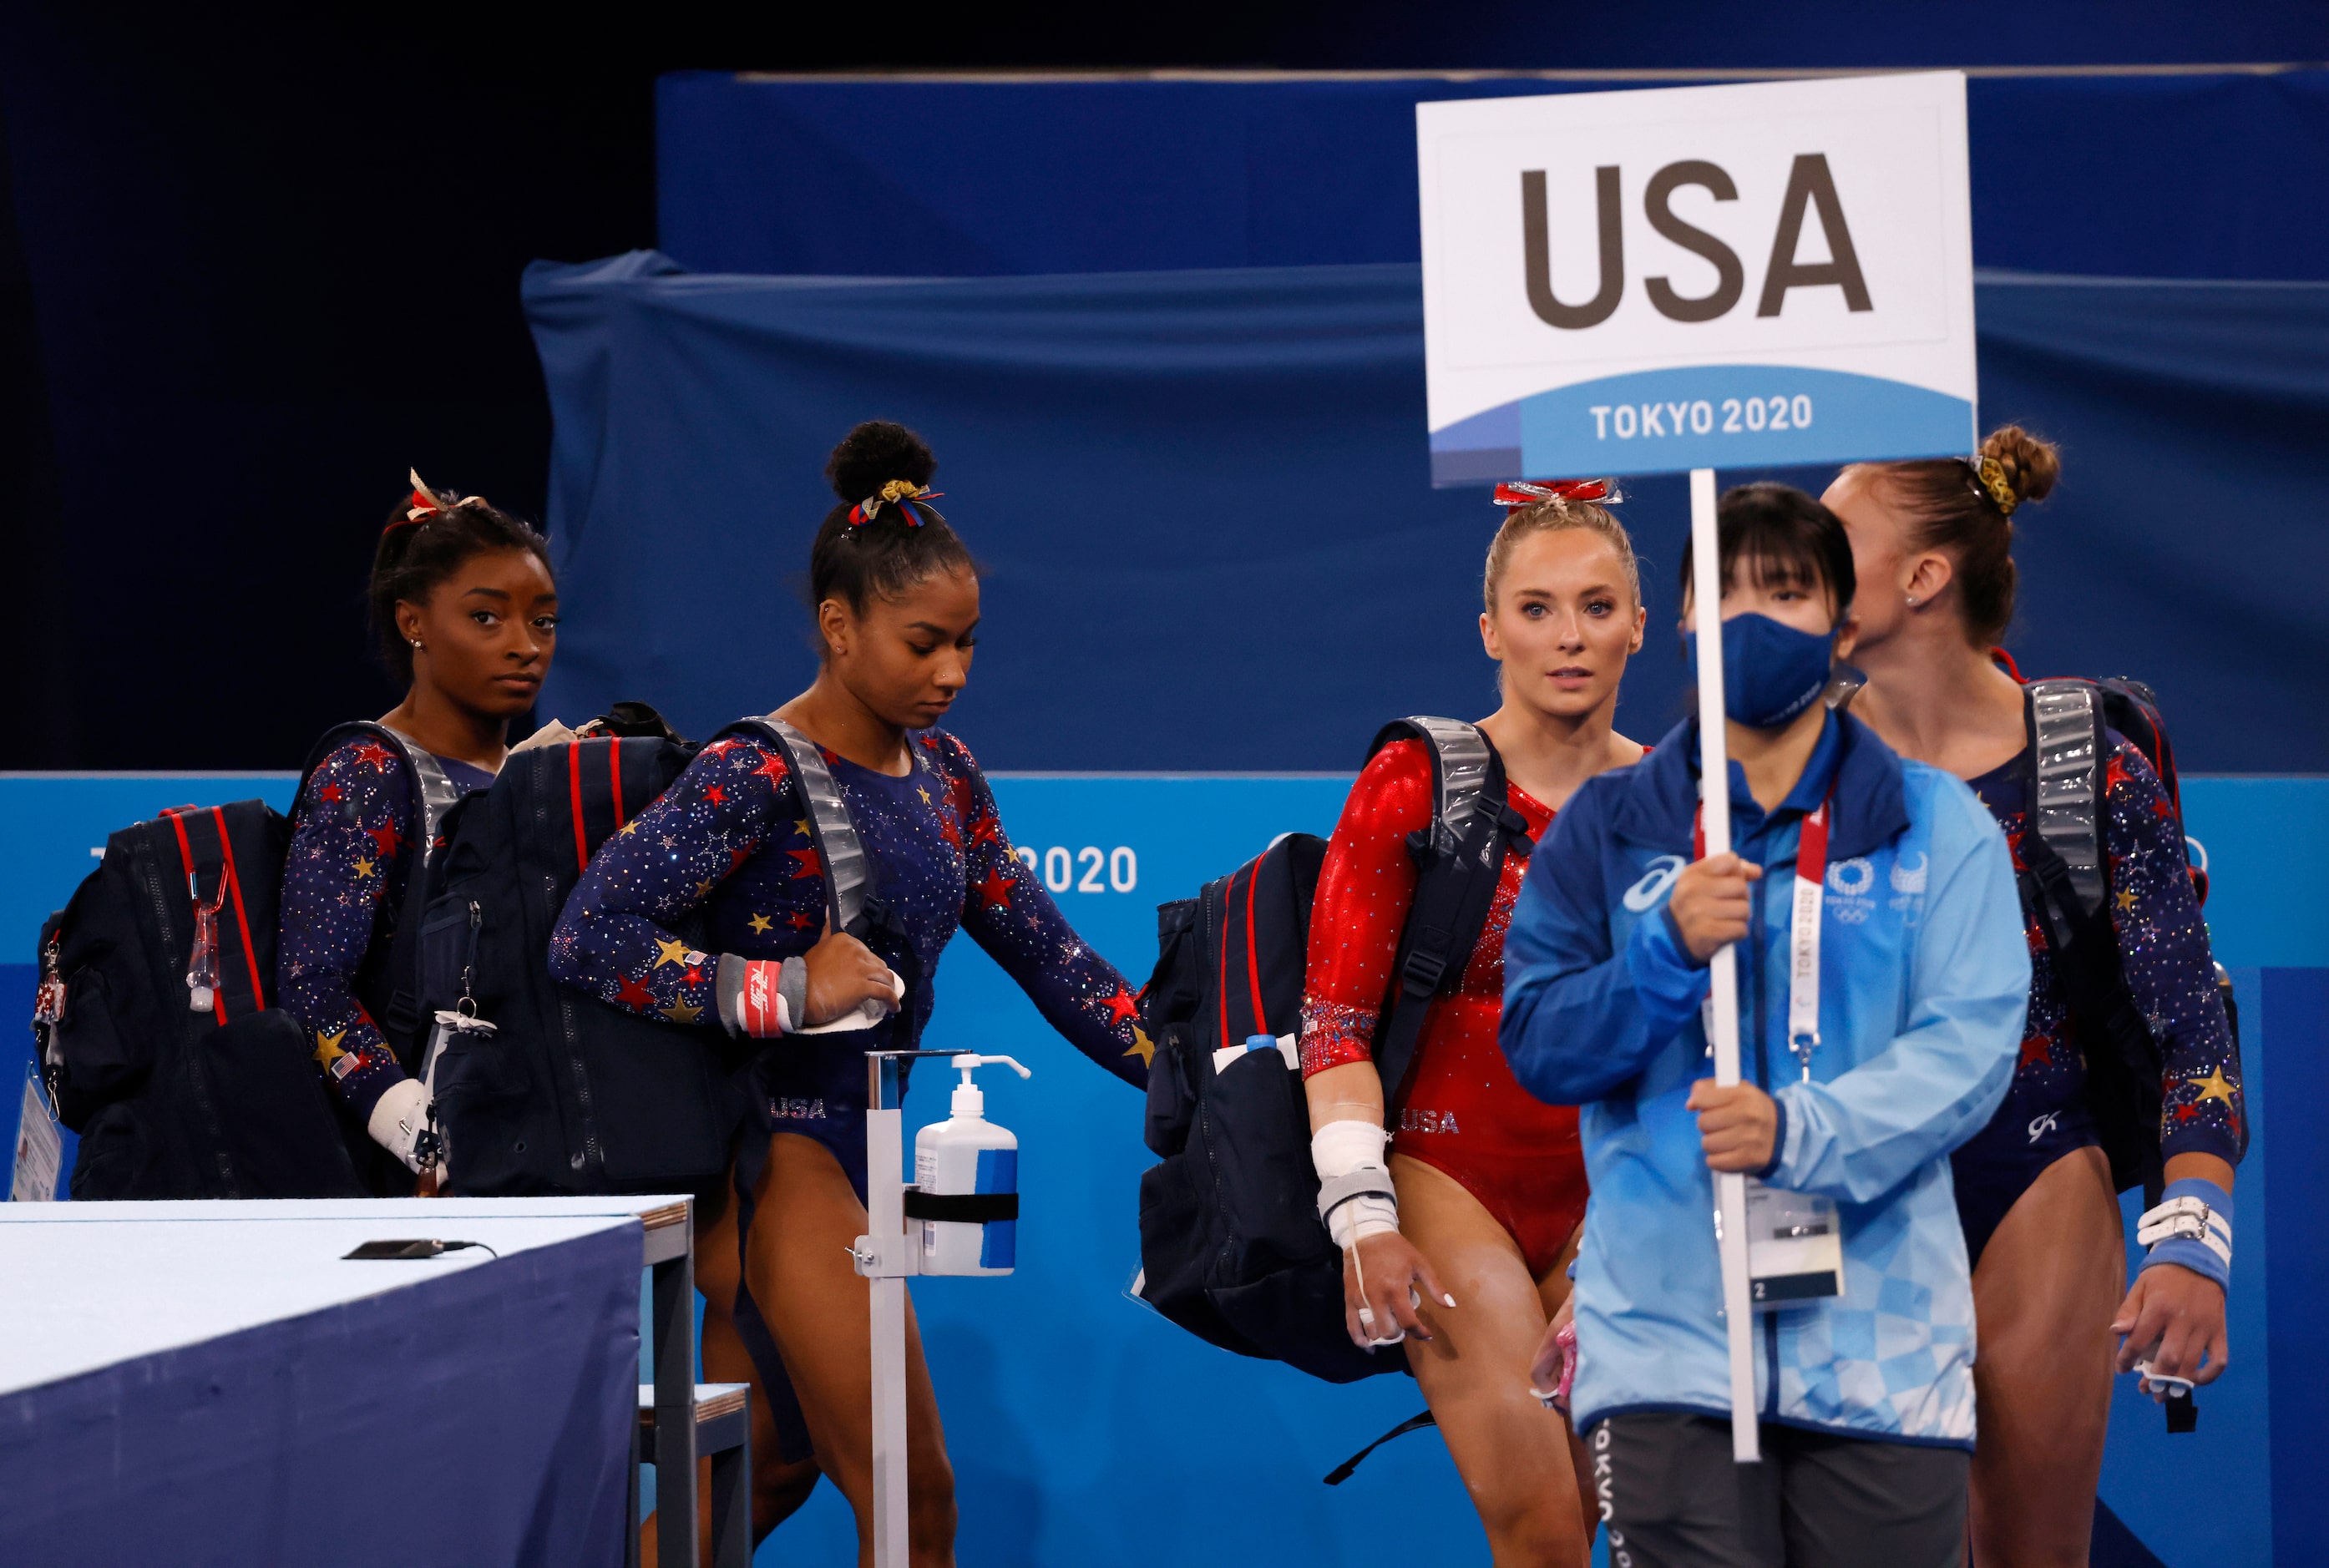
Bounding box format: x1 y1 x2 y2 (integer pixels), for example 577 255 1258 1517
1132 718 1534 1383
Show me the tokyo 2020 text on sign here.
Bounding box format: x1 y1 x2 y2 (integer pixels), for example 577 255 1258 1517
1417 72 1977 484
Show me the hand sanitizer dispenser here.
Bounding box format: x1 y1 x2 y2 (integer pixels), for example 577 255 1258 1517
913 1054 1030 1276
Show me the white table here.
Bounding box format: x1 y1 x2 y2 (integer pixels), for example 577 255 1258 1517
0 1196 727 1568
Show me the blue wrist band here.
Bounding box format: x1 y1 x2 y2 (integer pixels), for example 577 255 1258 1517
2138 1176 2233 1294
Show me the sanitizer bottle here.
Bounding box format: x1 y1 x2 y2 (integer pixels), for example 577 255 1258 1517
914 1055 1031 1276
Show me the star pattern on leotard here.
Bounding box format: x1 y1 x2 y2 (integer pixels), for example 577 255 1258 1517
1968 736 2242 1164
975 867 1017 908
277 735 490 1123
546 728 1150 1124
525 714 1152 1302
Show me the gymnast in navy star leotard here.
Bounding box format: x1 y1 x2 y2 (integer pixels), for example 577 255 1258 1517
276 477 556 1188
551 724 1145 1195
1828 429 2243 1568
549 422 1147 1555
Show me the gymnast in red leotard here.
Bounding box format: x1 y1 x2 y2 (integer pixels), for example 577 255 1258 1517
1300 482 1646 1567
1307 750 1586 1277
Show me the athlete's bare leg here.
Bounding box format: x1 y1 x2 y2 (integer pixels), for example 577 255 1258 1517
1967 1145 2123 1568
746 1131 956 1568
640 1177 823 1562
1395 1154 1591 1568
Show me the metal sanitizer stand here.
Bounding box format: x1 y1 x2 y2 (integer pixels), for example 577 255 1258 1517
849 1049 964 1568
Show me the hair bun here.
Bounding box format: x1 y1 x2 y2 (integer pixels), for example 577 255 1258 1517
1980 425 2060 510
827 421 937 506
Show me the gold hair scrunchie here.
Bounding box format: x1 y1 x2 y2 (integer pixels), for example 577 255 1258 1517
1977 456 2019 517
848 480 945 527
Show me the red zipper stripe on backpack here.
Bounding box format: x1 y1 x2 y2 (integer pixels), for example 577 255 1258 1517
567 738 590 874
1243 855 1268 1039
210 806 266 1009
163 809 226 1025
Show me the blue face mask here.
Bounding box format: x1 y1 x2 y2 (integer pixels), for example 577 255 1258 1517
1686 613 1835 729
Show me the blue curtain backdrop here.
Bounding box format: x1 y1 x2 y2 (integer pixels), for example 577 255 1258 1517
524 254 2328 771
656 71 2329 284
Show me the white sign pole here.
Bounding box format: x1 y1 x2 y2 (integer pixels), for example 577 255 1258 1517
1689 465 1760 1464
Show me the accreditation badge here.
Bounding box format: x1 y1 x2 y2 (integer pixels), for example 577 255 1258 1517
1745 1180 1843 1308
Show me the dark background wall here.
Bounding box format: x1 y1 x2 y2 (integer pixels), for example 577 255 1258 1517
3 2 2325 767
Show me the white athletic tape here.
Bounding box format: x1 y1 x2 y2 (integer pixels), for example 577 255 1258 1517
1313 1120 1398 1247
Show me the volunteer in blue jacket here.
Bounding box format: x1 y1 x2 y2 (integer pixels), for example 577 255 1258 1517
1500 483 2029 1568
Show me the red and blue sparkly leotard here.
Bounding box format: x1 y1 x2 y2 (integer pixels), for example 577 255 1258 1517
548 726 1149 1194
1949 734 2244 1264
1298 738 1589 1280
277 734 494 1122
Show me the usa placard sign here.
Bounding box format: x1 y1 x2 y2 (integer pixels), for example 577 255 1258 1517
1418 72 1976 484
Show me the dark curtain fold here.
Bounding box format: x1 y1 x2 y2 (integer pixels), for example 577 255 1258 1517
526 255 2329 771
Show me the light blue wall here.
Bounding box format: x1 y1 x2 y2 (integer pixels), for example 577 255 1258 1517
3 771 2320 1565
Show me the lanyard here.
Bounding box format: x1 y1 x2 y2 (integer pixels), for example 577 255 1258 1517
1694 786 1835 1081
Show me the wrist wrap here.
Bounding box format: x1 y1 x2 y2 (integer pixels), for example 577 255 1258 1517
1311 1119 1398 1247
2137 1176 2233 1294
718 953 794 1039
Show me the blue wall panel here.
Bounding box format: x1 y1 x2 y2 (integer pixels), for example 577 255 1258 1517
2 771 2321 1565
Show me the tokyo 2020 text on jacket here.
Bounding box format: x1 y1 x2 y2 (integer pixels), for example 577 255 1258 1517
1499 710 2030 1448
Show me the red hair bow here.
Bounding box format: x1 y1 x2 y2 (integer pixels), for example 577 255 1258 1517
1493 478 1622 509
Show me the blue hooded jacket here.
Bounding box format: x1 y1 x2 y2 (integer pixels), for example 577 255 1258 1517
1501 712 2028 1446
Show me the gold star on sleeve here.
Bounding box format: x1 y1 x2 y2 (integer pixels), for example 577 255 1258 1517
1123 1025 1155 1069
794 817 813 839
695 879 715 898
747 913 772 934
619 820 640 836
654 937 691 969
2189 1066 2240 1107
661 998 703 1025
312 1028 348 1070
352 857 374 880
2114 888 2138 913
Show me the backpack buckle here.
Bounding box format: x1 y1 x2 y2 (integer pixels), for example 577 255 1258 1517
1400 942 1448 994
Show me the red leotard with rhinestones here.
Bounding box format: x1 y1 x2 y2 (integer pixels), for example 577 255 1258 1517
1299 738 1588 1279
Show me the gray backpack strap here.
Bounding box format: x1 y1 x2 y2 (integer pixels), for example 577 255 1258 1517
736 716 872 938
2025 681 2105 919
375 725 460 867
1396 715 1493 851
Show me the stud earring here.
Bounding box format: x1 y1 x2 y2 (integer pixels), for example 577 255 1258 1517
410 639 424 650
1904 595 1920 608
